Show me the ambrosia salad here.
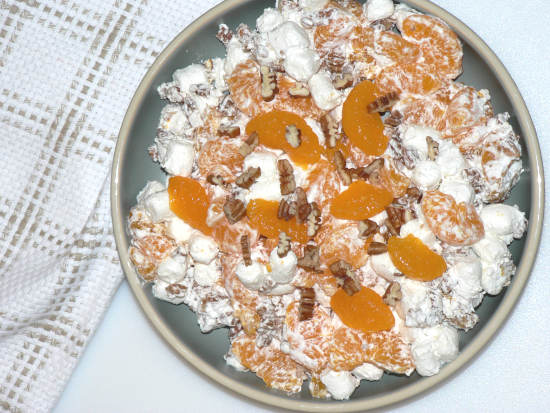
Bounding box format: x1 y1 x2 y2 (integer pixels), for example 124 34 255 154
127 0 527 399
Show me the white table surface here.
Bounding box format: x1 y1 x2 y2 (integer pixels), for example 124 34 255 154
54 1 550 412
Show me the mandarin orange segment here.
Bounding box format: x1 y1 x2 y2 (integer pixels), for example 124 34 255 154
331 287 395 333
314 5 358 54
246 199 309 243
374 30 421 66
442 86 492 136
275 76 325 119
375 63 444 96
330 180 393 220
342 80 388 156
168 176 211 235
315 217 369 267
378 164 411 198
285 301 333 372
245 110 323 165
387 235 447 281
197 139 244 181
292 269 339 297
231 334 305 393
398 94 448 131
303 159 341 211
401 14 463 80
329 326 415 374
212 219 257 254
421 190 484 246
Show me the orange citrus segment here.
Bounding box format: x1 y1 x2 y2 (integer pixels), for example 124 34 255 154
375 63 444 96
331 287 395 333
303 159 341 211
387 235 447 281
342 80 387 156
330 180 393 220
421 190 485 246
246 199 309 243
378 164 411 198
231 334 305 393
315 217 369 267
168 176 211 235
245 110 323 166
197 139 244 181
375 30 422 66
329 326 415 374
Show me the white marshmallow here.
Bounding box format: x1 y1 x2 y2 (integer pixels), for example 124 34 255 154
305 118 325 146
436 140 465 177
157 255 188 284
473 234 509 264
446 258 483 302
308 72 342 111
365 0 395 22
412 160 441 191
166 217 196 244
224 38 251 76
409 325 459 376
137 181 164 205
160 140 194 177
473 234 515 295
188 235 218 264
193 261 221 287
143 190 173 222
235 261 267 290
299 0 329 11
243 151 282 202
320 370 360 400
283 47 320 82
480 204 527 244
370 252 399 281
268 22 310 59
256 8 283 33
439 178 474 205
159 105 190 136
400 219 438 250
400 125 441 161
172 64 208 93
269 249 297 284
152 279 186 305
264 283 295 296
352 363 384 381
399 278 443 327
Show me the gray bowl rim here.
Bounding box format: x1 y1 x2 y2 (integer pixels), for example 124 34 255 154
111 0 545 411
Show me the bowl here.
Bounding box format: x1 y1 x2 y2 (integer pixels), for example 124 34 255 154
111 0 544 411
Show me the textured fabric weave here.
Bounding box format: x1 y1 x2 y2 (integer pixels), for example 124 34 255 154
0 0 221 411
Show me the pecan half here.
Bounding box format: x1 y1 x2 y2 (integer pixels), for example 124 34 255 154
385 205 404 235
333 73 353 90
240 234 252 266
223 198 246 224
260 65 278 102
367 241 388 255
306 202 321 237
295 187 311 224
334 150 352 185
277 231 292 258
278 159 296 195
383 281 402 307
206 174 226 187
218 124 240 138
216 24 232 46
299 288 316 321
367 91 400 113
320 113 341 148
297 245 321 272
288 82 310 97
239 132 259 157
358 219 378 239
285 124 302 148
277 199 297 221
426 136 439 161
329 260 360 295
166 283 187 296
236 167 261 189
384 110 403 127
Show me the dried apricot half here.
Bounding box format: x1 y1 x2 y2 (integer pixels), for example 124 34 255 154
387 235 447 281
168 176 211 235
330 180 393 220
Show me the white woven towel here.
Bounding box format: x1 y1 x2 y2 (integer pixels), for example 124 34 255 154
0 1 221 411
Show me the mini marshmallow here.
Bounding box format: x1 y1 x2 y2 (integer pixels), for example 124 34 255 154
224 38 251 75
193 261 221 287
439 178 474 205
365 0 395 22
269 249 298 284
160 140 194 177
409 325 459 376
412 160 442 191
159 105 190 136
243 151 282 202
157 255 188 284
299 0 329 11
480 204 527 244
436 140 465 177
268 22 310 59
320 370 360 400
352 363 384 381
236 261 267 290
166 217 196 244
400 218 438 250
172 64 208 93
264 283 296 296
256 7 283 33
370 252 399 281
143 190 173 222
152 279 186 305
400 125 441 160
189 235 218 264
283 47 320 82
137 181 164 204
308 72 342 111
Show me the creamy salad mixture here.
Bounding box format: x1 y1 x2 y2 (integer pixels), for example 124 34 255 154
127 0 527 399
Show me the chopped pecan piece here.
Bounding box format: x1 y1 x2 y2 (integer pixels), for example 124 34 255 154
288 82 310 97
367 91 400 113
218 93 238 118
277 199 297 221
260 65 278 102
329 260 361 296
306 202 321 237
206 174 226 187
358 219 378 239
324 49 345 72
367 241 388 255
277 159 296 195
342 276 361 296
218 124 240 138
240 234 252 266
384 110 403 127
238 132 259 157
329 260 353 277
333 73 353 90
297 245 321 272
223 198 246 224
385 205 404 235
203 58 213 70
426 136 439 161
383 282 402 307
285 124 302 148
320 113 341 148
406 187 423 203
216 24 232 46
166 283 187 296
235 167 261 189
277 231 292 258
295 187 311 224
364 158 385 177
299 288 316 321
334 150 352 185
